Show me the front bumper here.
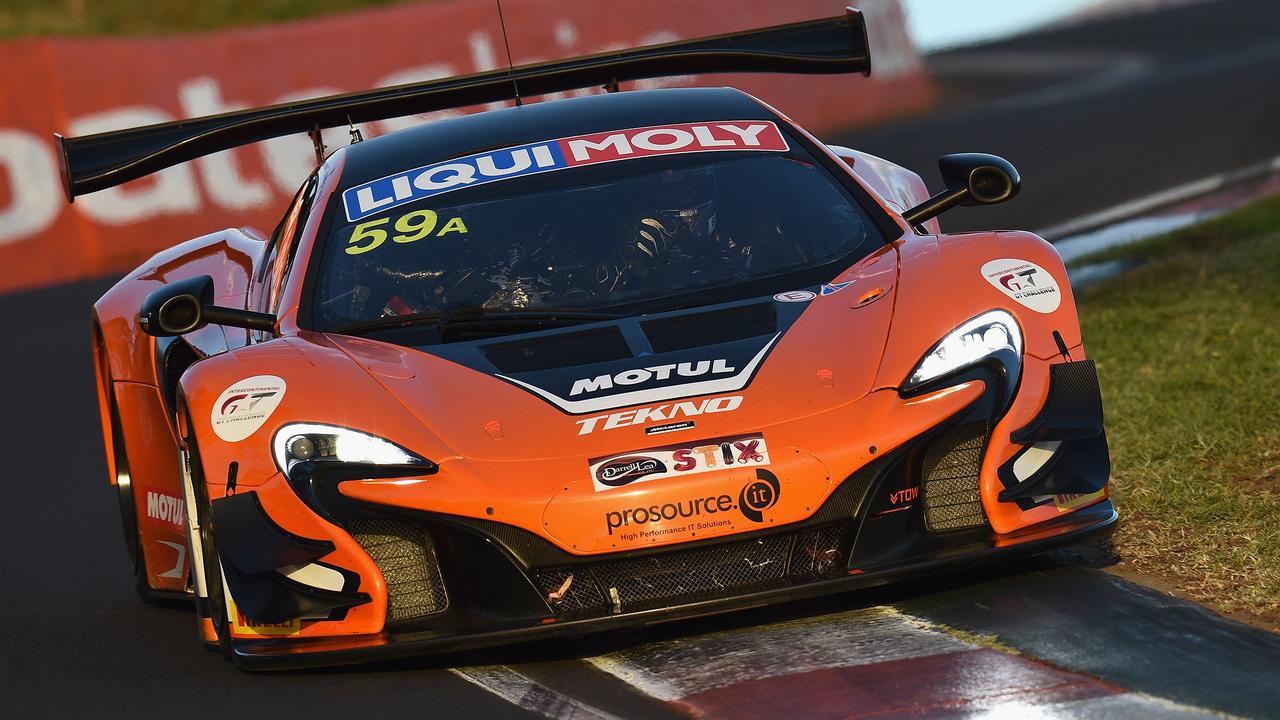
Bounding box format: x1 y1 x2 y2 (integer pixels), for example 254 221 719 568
231 500 1116 670
216 356 1115 670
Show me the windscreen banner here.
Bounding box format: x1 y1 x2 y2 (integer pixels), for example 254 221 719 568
0 0 931 294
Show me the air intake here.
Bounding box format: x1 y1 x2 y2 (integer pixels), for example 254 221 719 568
535 524 845 617
348 518 448 623
642 302 777 353
921 422 991 532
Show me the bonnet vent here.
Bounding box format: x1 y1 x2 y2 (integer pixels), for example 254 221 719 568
642 302 777 353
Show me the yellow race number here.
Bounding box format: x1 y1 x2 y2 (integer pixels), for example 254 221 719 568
344 211 468 255
393 210 438 243
345 218 389 255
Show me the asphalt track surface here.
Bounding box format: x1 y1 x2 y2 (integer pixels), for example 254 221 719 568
4 1 1280 717
837 0 1280 237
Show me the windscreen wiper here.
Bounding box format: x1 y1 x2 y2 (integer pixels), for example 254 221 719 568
331 307 620 336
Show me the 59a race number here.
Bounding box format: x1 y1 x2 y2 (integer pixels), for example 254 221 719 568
345 209 468 255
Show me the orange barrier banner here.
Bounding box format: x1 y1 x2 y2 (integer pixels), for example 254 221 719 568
0 0 931 294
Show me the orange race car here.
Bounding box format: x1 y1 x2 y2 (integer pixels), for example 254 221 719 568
66 10 1114 669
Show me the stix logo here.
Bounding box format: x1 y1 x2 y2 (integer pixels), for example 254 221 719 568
146 491 186 528
588 432 770 492
342 120 788 221
604 469 782 535
210 375 286 442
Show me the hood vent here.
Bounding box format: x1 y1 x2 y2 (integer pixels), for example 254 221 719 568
642 302 777 353
483 326 632 374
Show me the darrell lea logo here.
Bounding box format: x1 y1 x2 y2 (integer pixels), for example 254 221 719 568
595 456 668 486
342 121 787 221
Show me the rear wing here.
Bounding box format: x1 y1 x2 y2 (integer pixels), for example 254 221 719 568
55 8 870 201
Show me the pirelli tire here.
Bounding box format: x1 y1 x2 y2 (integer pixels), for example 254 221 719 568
180 414 237 663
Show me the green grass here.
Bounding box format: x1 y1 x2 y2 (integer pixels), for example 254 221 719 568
1077 193 1280 622
0 0 406 40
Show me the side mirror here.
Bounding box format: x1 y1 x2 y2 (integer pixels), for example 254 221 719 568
902 153 1021 228
139 275 277 337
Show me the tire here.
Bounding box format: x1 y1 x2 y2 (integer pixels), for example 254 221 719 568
100 357 155 602
181 420 236 662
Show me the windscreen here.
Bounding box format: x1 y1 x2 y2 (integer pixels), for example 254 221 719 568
313 131 883 335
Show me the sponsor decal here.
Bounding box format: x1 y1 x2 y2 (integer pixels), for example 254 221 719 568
570 358 736 397
738 469 781 522
981 258 1062 314
342 120 789 221
589 431 769 492
595 456 668 487
227 597 302 637
157 540 187 580
210 375 286 442
887 486 919 505
645 420 695 435
146 491 186 528
576 395 742 435
502 334 779 415
1053 489 1106 512
820 281 854 296
604 469 781 537
773 290 816 303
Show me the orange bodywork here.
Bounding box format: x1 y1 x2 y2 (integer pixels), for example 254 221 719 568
91 110 1108 645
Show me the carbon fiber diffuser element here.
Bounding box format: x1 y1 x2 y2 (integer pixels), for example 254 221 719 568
348 518 448 622
922 422 991 532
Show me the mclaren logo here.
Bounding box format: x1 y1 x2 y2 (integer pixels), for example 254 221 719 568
570 359 736 397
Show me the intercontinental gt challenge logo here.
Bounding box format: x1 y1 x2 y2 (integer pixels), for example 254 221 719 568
980 258 1062 314
210 375 286 442
604 469 781 537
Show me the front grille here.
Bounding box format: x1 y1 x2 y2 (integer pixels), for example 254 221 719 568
348 518 448 623
921 422 991 532
536 568 607 614
534 524 845 617
789 525 845 575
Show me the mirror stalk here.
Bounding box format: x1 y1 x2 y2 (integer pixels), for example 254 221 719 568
139 275 278 337
902 152 1021 229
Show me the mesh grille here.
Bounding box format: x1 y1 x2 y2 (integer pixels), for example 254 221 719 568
535 525 844 617
599 534 791 608
348 518 448 622
789 525 845 575
535 568 607 614
921 422 991 531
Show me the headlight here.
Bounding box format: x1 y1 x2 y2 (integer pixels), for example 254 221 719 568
904 310 1022 391
271 423 427 475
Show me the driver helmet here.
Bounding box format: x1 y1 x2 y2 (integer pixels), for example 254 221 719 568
651 166 717 237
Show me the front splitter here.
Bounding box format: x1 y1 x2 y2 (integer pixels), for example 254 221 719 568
231 500 1117 671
